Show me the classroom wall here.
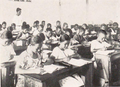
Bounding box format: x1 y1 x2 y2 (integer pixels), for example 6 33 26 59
0 0 120 27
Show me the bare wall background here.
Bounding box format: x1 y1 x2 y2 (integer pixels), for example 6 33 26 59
0 0 120 27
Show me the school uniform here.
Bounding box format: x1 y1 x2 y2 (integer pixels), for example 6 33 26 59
0 39 16 68
91 40 111 82
12 15 22 30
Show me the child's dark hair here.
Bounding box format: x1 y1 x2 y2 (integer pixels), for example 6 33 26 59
2 21 7 25
34 20 39 25
74 24 78 27
11 23 16 27
30 33 45 45
60 34 70 42
63 22 68 27
56 20 60 23
16 8 21 12
65 28 72 38
98 30 107 35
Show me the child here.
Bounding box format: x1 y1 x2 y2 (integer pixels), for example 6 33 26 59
62 22 68 32
47 23 52 29
42 28 55 50
30 21 39 34
91 30 112 86
50 34 84 87
73 27 86 44
32 25 43 36
16 24 30 39
65 28 73 38
15 34 45 73
0 30 16 65
71 24 78 36
53 26 64 41
56 20 61 27
11 23 16 30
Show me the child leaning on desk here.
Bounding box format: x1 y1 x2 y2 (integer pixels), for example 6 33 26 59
91 30 114 87
50 34 84 87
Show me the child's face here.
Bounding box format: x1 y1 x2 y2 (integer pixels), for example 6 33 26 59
101 26 106 30
60 41 69 50
33 23 37 27
56 22 61 26
11 25 16 30
56 28 61 35
82 25 86 29
74 26 78 30
77 29 84 35
97 33 106 42
65 31 70 37
63 24 68 29
2 24 6 29
47 25 51 28
113 24 118 29
23 29 27 33
42 22 45 26
46 31 52 37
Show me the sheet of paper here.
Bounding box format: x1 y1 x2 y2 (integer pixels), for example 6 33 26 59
96 50 115 55
16 41 23 46
43 64 65 74
67 59 92 67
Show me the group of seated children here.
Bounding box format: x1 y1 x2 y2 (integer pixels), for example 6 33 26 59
0 20 120 87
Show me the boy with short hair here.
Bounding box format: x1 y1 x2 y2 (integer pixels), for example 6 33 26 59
91 30 113 86
0 30 16 66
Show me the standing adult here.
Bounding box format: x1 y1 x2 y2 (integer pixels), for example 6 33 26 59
12 8 22 31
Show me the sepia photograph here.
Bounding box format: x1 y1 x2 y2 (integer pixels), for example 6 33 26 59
0 0 120 87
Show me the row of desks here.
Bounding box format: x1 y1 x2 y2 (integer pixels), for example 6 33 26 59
19 61 94 87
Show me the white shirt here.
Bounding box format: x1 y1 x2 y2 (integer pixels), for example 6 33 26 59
51 47 75 60
91 40 111 52
12 15 22 30
0 41 16 66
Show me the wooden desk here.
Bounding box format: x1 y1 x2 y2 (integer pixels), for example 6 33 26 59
18 62 93 87
1 61 16 87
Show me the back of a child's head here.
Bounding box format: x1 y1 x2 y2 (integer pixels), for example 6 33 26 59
2 21 7 25
30 33 45 45
60 34 70 42
65 28 72 38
